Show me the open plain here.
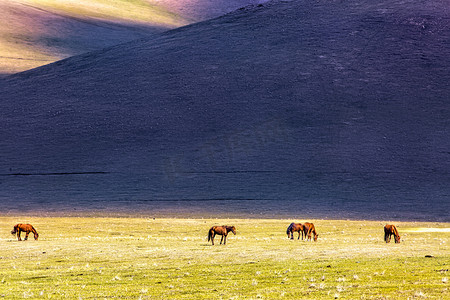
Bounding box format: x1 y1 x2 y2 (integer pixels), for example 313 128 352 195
1 217 448 299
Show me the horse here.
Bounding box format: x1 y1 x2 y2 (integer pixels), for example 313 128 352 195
11 224 39 241
384 224 400 243
303 222 318 241
208 225 236 245
286 222 305 240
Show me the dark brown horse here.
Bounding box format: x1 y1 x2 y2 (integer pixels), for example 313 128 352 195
11 224 39 241
208 225 236 245
303 222 318 241
384 224 400 243
286 223 305 240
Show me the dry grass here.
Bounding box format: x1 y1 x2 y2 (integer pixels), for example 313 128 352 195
0 0 187 76
0 217 448 298
19 0 185 26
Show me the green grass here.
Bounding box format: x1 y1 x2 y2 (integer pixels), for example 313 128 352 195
0 218 448 299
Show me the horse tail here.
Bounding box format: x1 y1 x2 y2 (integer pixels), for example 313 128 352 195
208 227 213 242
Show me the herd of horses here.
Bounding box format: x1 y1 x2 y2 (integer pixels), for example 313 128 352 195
286 222 318 241
10 222 401 245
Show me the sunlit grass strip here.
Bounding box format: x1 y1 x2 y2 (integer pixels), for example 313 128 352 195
18 0 187 27
0 0 189 75
0 38 58 75
0 217 448 298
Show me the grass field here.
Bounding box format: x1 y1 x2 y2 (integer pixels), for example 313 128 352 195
0 217 448 299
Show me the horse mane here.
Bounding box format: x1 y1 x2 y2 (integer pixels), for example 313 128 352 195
226 225 236 233
30 225 39 238
392 225 400 239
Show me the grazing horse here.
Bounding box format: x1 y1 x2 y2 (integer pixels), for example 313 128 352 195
384 224 400 243
286 223 305 240
11 224 39 241
208 225 236 245
303 222 318 241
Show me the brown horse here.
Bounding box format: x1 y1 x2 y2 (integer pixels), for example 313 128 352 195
384 224 400 243
286 223 305 240
11 224 39 241
303 222 318 241
208 225 236 245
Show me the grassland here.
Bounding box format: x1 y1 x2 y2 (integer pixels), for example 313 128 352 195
0 217 448 299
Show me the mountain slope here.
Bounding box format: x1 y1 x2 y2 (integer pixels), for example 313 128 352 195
1 0 449 220
0 0 186 76
0 0 265 76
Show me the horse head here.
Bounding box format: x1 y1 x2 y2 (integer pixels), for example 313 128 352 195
313 233 318 241
229 226 236 235
286 225 291 238
11 225 18 235
34 232 39 240
395 235 400 243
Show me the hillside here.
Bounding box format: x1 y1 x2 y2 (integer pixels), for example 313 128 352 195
0 0 265 76
1 0 449 220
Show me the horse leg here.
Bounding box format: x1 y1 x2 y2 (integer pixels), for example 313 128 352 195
211 233 215 245
25 231 29 240
17 230 22 241
223 234 227 245
220 235 224 245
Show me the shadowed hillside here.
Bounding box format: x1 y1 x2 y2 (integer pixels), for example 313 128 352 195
1 0 449 220
154 0 268 20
